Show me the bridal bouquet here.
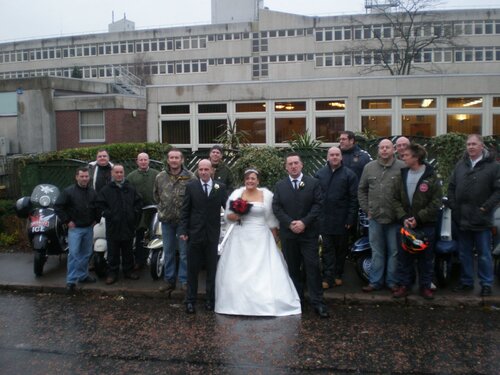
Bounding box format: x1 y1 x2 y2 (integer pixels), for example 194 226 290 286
229 198 253 225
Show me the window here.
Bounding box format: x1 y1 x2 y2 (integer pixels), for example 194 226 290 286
235 118 266 143
161 105 190 114
402 98 436 109
199 119 225 144
275 117 306 143
402 115 436 137
316 117 345 142
361 99 392 109
236 102 266 112
80 111 105 141
447 97 483 108
361 116 392 137
274 101 306 111
198 103 227 113
447 114 482 134
316 100 346 111
161 120 190 144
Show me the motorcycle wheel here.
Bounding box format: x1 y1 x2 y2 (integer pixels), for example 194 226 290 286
93 252 107 278
435 256 452 287
34 252 46 277
356 255 371 283
150 249 164 280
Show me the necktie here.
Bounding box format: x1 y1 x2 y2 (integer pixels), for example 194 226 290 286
293 179 298 190
204 183 209 196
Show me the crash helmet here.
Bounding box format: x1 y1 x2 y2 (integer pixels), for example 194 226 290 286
400 227 429 254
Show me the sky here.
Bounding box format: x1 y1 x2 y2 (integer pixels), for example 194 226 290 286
0 0 496 42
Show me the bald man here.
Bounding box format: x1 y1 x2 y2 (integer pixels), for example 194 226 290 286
395 136 410 160
180 159 228 314
127 152 159 269
358 139 405 293
315 147 358 288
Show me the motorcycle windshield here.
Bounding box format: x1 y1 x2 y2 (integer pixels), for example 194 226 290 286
30 184 60 206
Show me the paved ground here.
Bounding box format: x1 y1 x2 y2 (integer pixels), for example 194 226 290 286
1 252 499 307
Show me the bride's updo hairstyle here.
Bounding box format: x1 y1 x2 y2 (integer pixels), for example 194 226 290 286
244 168 259 178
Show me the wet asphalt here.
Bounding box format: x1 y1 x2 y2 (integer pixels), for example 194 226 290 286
0 292 499 374
0 252 499 374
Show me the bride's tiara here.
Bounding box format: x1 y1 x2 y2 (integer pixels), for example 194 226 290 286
244 168 259 176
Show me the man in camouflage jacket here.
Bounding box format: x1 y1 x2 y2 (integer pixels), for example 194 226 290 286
153 148 196 293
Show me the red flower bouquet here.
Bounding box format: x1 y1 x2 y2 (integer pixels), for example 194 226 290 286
229 198 253 225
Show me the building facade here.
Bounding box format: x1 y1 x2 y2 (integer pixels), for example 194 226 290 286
0 2 499 152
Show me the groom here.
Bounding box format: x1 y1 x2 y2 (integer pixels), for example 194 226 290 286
180 159 228 314
272 152 329 318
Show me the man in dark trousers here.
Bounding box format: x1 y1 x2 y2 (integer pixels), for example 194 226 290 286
272 152 329 318
127 152 159 269
180 159 227 314
55 166 100 292
315 146 358 289
448 134 500 297
96 164 143 285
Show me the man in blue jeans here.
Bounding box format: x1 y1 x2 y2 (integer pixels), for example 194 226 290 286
358 139 405 292
448 134 500 297
154 148 196 293
55 166 100 293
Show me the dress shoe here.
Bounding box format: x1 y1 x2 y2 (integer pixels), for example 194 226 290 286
159 281 175 293
314 305 329 318
480 285 492 297
186 303 196 314
334 278 343 287
205 301 214 311
105 276 117 285
79 275 96 283
392 286 409 299
321 281 330 289
124 272 140 280
362 284 380 292
453 284 473 292
420 288 434 300
66 283 76 293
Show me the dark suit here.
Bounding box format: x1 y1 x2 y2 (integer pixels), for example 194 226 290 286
272 175 325 308
180 180 227 305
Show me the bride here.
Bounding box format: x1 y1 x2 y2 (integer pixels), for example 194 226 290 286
215 168 301 316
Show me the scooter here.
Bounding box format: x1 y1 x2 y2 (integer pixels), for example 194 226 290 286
350 209 372 283
147 207 229 280
144 205 164 280
434 197 461 288
92 217 108 278
15 184 68 276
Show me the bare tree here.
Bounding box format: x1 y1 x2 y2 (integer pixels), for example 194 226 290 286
353 0 457 75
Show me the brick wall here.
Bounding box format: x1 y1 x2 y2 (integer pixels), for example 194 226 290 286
56 109 147 150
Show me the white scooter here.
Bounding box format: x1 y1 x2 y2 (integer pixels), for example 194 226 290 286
92 217 108 278
144 205 164 280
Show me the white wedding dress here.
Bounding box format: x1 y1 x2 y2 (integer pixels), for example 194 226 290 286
215 187 301 316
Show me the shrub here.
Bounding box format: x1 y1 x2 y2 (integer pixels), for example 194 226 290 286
430 133 467 190
231 146 286 189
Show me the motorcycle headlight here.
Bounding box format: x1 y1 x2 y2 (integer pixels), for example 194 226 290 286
39 195 51 207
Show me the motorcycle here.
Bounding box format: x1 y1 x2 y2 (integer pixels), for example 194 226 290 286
350 209 372 283
15 184 68 276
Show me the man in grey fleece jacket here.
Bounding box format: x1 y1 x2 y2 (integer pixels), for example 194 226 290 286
358 138 405 292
